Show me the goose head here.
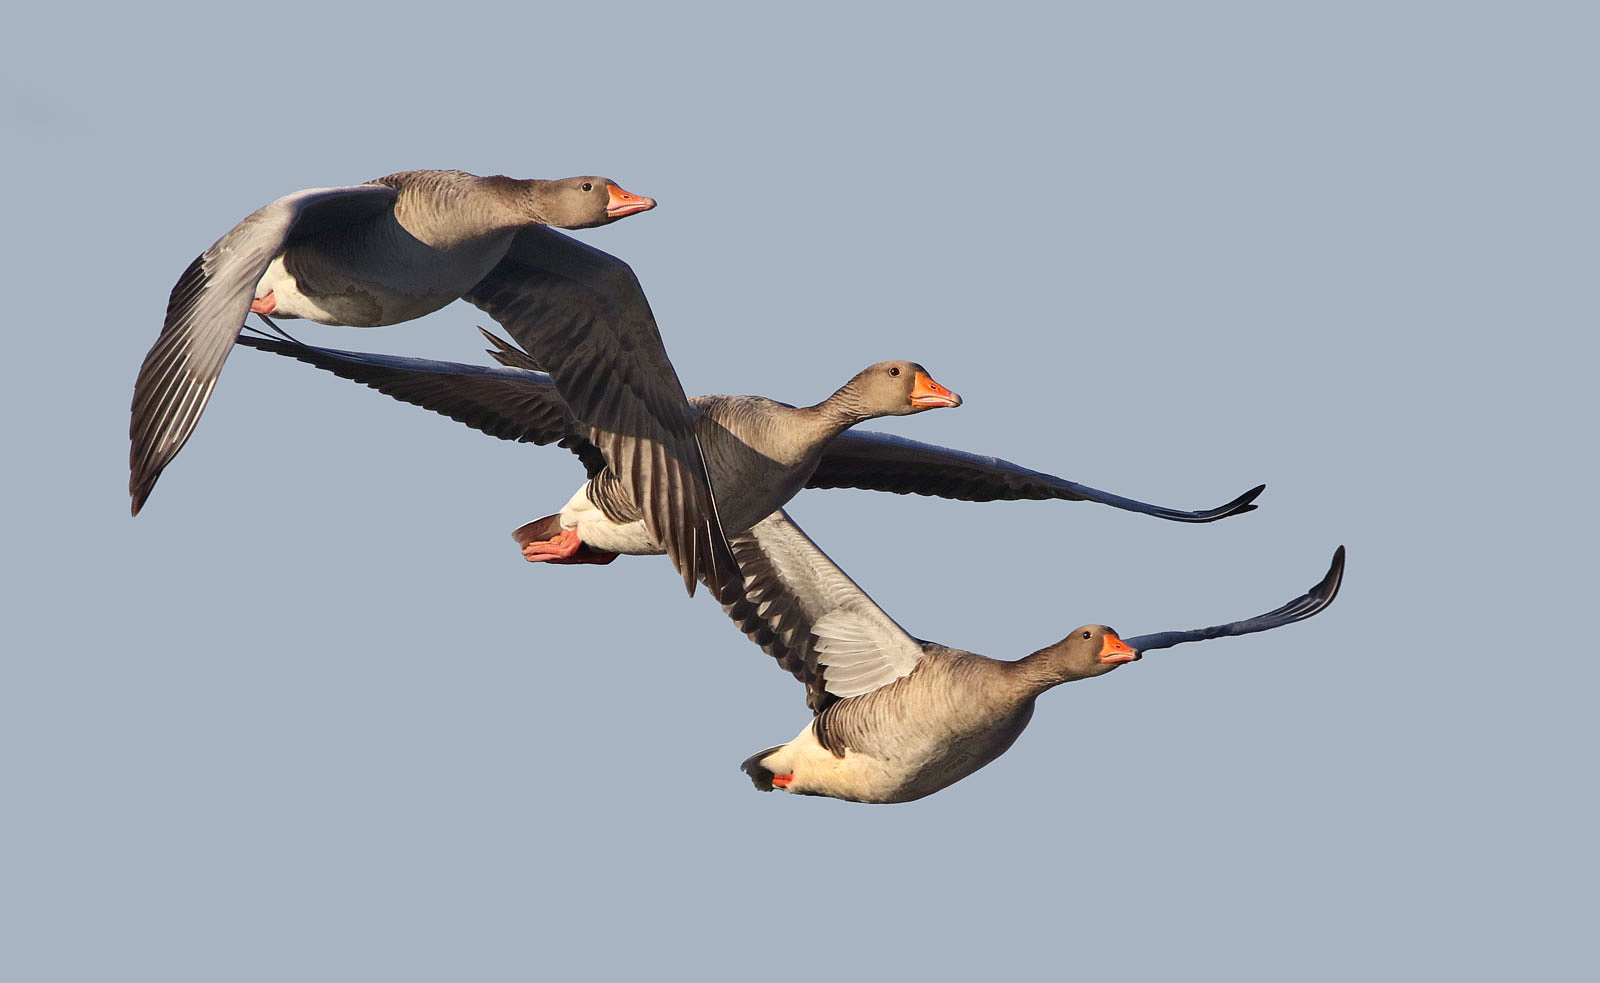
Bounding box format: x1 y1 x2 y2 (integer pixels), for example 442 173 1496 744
834 361 963 419
533 177 657 228
1024 625 1140 687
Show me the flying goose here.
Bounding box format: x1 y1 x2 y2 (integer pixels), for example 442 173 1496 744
725 510 1343 803
131 173 743 596
233 328 1263 569
236 328 962 566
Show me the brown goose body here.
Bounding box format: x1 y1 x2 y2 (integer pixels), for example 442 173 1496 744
131 168 654 509
726 511 1345 804
133 180 777 601
751 648 1042 803
232 327 1265 572
531 366 961 557
252 171 654 326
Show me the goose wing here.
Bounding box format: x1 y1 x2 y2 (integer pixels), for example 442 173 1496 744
464 227 739 599
130 184 399 513
722 510 926 712
809 430 1263 522
1123 546 1346 652
235 331 604 476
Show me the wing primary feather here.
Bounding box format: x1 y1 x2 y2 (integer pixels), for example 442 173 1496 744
807 431 1265 523
463 228 735 600
129 184 397 513
1123 546 1346 653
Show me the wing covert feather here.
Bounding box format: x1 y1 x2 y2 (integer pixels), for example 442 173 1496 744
721 510 924 711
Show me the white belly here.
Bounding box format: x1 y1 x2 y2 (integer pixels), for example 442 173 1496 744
255 256 354 324
557 486 660 555
759 724 909 804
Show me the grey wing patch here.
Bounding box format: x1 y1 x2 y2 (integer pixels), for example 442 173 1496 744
809 430 1263 523
465 227 739 599
813 610 920 698
129 184 397 513
235 331 605 475
1124 546 1345 653
721 510 924 711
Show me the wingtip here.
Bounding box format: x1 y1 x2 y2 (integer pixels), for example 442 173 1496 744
1293 545 1346 621
477 324 506 354
712 536 746 607
1186 482 1267 522
686 544 745 603
1319 545 1347 601
1230 483 1267 511
682 513 745 604
129 476 153 516
477 325 543 370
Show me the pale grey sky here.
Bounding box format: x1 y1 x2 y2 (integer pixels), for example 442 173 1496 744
3 2 1593 980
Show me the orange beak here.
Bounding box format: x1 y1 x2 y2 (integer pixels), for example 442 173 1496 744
606 183 656 218
908 370 962 409
1098 632 1139 665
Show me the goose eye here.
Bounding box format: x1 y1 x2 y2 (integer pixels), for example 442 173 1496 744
889 367 901 377
581 182 594 192
1082 631 1091 639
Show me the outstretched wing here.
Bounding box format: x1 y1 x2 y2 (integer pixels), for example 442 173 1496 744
722 510 926 712
1123 546 1346 652
465 227 739 599
130 184 399 514
235 331 605 476
809 430 1263 522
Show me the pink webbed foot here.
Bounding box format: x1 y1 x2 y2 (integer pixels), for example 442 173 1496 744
522 526 583 562
513 515 619 566
771 773 794 789
250 291 277 315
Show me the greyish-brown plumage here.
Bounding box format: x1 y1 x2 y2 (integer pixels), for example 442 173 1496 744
132 172 754 598
132 170 654 509
235 329 962 564
515 357 963 560
234 326 1264 571
724 511 1344 803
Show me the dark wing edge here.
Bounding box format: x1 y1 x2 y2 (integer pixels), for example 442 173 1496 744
1123 546 1346 653
465 227 741 599
129 184 398 514
808 430 1264 523
235 332 604 474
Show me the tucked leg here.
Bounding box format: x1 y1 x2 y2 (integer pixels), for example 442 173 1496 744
514 514 620 566
522 526 583 562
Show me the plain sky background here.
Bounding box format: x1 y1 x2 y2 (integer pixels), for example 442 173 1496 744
3 2 1593 980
